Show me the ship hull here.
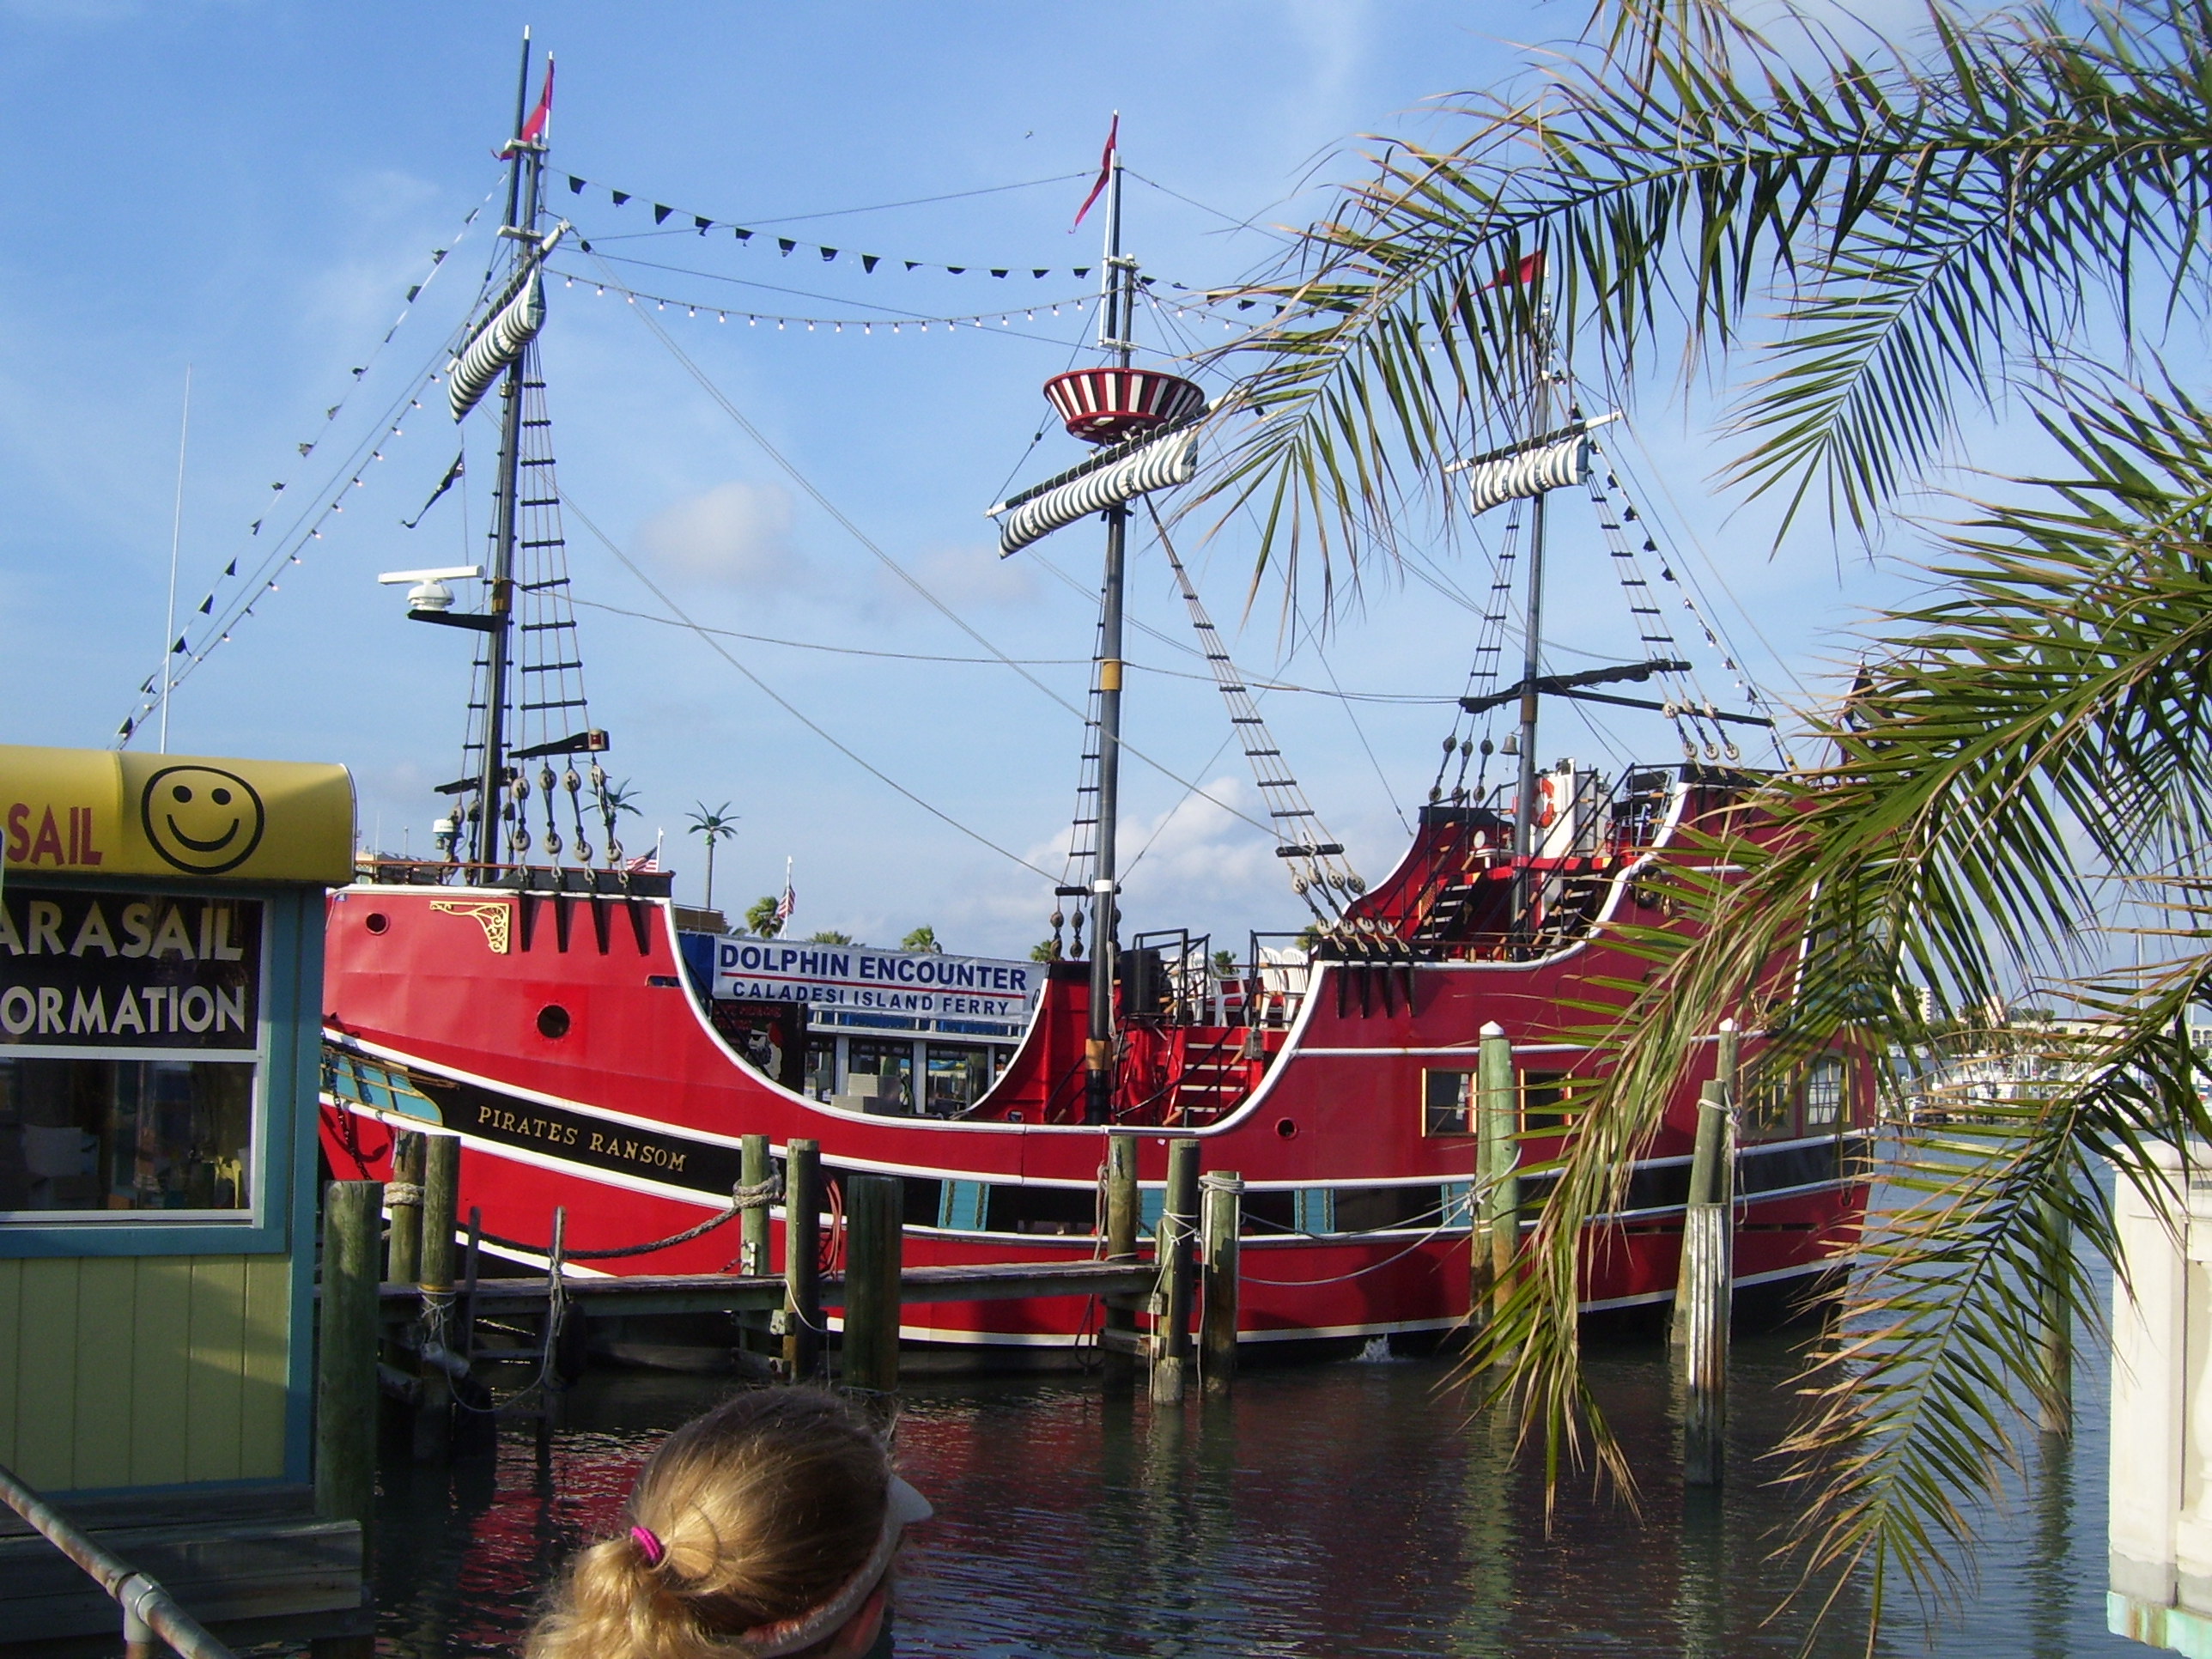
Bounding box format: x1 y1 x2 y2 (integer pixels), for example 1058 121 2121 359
319 869 1870 1358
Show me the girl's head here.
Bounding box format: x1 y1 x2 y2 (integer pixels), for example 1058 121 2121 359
527 1388 931 1659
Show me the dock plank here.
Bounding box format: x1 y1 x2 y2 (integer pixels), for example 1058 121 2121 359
374 1261 1158 1319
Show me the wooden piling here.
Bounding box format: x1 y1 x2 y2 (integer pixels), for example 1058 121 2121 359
1103 1133 1140 1376
1678 1079 1733 1485
782 1139 823 1381
315 1181 383 1549
1475 1024 1515 1335
412 1133 460 1463
739 1134 773 1277
2038 1189 2073 1435
385 1132 423 1286
1200 1170 1242 1395
1672 1079 1733 1352
1151 1137 1199 1404
1680 1202 1729 1486
842 1173 904 1394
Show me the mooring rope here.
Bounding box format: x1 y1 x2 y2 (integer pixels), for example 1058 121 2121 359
477 1175 781 1261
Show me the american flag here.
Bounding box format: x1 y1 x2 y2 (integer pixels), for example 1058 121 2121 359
774 878 795 925
625 853 659 873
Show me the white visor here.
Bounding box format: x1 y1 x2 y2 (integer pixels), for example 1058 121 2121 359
730 1474 933 1658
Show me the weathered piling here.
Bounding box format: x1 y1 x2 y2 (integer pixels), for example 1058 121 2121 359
1200 1170 1242 1396
1151 1137 1200 1404
1678 1081 1733 1486
2038 1188 2073 1435
1103 1133 1141 1376
739 1134 773 1277
385 1132 423 1286
842 1172 904 1394
782 1139 823 1381
412 1133 460 1463
1477 1023 1517 1339
315 1181 383 1547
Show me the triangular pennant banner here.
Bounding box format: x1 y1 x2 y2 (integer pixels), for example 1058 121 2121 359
611 190 629 205
224 560 236 576
653 204 672 224
778 239 797 255
735 227 752 241
860 254 878 273
568 174 585 193
198 596 213 614
819 246 837 262
694 216 712 233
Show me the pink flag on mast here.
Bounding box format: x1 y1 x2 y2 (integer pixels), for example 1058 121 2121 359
1071 115 1118 230
500 58 555 156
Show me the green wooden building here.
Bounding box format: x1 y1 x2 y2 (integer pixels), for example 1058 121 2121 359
0 742 362 1647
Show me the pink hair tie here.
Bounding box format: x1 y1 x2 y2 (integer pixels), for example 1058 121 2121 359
630 1525 665 1566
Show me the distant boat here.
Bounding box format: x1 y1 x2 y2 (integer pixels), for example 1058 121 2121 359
319 47 1874 1363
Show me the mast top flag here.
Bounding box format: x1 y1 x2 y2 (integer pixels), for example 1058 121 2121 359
499 57 554 158
1070 114 1117 231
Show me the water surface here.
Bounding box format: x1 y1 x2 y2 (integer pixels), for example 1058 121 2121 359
372 1325 2130 1657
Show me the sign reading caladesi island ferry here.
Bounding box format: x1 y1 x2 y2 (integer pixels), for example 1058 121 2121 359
0 744 353 885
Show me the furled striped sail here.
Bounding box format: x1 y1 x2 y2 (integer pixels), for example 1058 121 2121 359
993 427 1201 556
448 270 545 422
1463 430 1589 516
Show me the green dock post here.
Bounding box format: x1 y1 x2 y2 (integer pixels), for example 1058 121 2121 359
316 1180 383 1551
782 1139 823 1381
1103 1133 1140 1377
413 1133 460 1462
386 1132 423 1286
842 1173 904 1395
1476 1023 1516 1340
2038 1188 2073 1435
1151 1137 1199 1404
1200 1170 1242 1395
1678 1080 1733 1485
740 1134 773 1277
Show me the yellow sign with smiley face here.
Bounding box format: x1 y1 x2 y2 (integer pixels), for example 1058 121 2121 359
0 744 353 884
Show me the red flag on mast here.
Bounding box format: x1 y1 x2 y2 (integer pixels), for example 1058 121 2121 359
500 58 555 157
1490 250 1544 288
1071 114 1119 231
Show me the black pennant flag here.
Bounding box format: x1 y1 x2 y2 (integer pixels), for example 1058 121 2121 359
694 216 712 234
249 520 262 535
406 284 421 301
819 246 837 262
860 254 879 273
198 596 213 615
990 269 1008 278
735 227 753 241
611 189 630 205
946 266 965 276
653 204 672 224
171 638 186 654
568 174 585 193
777 238 797 255
224 560 236 576
403 453 466 530
905 260 921 270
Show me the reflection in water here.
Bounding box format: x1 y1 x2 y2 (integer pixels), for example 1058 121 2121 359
372 1333 2134 1657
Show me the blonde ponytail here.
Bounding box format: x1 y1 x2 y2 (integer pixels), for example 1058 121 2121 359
526 1389 890 1659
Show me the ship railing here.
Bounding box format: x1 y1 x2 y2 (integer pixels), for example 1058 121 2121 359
350 855 675 899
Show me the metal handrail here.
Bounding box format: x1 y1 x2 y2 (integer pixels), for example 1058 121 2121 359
0 1459 237 1659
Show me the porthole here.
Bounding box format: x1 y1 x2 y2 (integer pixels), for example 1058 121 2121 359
364 913 390 935
538 1004 572 1040
1276 1117 1298 1139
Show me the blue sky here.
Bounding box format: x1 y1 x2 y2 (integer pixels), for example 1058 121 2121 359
0 1 1925 957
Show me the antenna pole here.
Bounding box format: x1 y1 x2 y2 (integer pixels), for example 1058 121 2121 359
1510 317 1552 937
158 365 192 754
1085 124 1129 1127
475 30 539 866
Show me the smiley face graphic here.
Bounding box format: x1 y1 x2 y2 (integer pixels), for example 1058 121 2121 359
140 765 267 875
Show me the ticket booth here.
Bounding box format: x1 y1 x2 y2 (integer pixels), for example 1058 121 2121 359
0 744 356 1644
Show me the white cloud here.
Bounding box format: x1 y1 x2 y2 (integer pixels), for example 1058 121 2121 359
877 540 1039 611
634 481 799 595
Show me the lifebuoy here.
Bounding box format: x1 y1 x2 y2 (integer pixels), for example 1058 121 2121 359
1536 775 1560 830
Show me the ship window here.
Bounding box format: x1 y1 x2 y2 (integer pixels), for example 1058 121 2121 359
984 1182 1094 1236
1241 1189 1296 1232
1442 1181 1475 1228
1331 1185 1443 1233
537 1004 571 1039
846 1039 914 1111
804 1037 837 1102
1422 1068 1475 1136
1746 1065 1797 1133
923 1043 988 1116
1293 1188 1334 1235
1522 1071 1572 1133
901 1176 942 1228
1805 1056 1846 1126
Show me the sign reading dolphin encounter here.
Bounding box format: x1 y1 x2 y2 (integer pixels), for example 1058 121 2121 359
713 941 1039 1024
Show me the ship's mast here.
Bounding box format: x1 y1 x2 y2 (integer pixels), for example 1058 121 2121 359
1510 314 1551 933
474 31 544 866
1085 132 1133 1127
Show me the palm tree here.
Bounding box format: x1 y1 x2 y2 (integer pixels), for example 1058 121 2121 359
685 801 739 913
1200 0 2212 1623
900 925 941 953
744 895 783 939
